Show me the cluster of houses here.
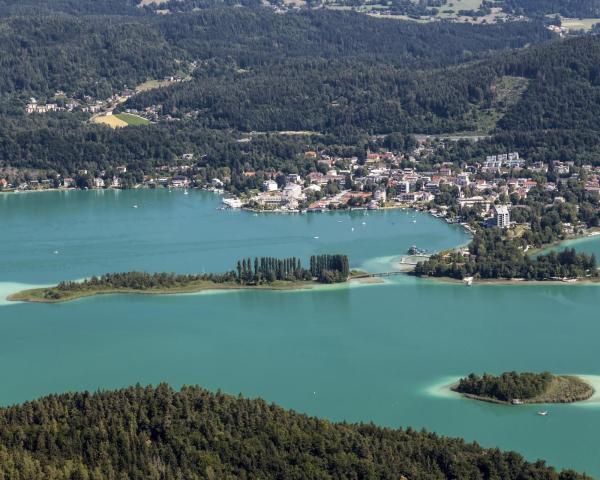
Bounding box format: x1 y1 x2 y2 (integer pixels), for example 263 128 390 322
547 24 568 36
216 148 600 233
26 93 122 116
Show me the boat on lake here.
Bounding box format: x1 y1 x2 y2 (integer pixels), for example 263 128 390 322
537 410 549 416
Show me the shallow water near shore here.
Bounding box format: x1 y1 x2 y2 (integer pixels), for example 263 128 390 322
2 189 600 476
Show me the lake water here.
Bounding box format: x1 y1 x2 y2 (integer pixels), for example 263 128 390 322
1 189 600 477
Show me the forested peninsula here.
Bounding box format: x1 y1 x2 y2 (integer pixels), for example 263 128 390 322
452 372 594 404
8 254 352 303
0 384 590 480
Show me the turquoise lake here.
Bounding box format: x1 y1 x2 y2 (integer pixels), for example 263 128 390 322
1 189 600 476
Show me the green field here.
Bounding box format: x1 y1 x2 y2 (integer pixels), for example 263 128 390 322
114 113 150 126
135 79 172 92
560 17 600 31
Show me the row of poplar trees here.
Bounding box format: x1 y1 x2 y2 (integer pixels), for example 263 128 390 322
236 254 349 284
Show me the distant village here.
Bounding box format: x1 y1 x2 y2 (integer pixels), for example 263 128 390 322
3 137 600 235
24 73 189 122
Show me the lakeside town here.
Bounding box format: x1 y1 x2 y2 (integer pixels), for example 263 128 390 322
3 139 600 241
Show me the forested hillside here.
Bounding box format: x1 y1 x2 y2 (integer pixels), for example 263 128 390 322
1 1 600 179
123 33 600 135
0 15 179 98
0 8 552 99
0 384 589 479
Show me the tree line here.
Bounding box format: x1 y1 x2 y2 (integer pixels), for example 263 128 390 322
455 371 553 401
236 254 350 284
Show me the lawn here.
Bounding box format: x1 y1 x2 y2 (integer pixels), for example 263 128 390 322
136 79 171 92
114 113 150 126
91 115 128 128
91 113 150 129
138 0 169 5
560 17 600 31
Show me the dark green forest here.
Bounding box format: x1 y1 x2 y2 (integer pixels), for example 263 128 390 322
0 384 590 479
0 9 550 98
122 33 600 134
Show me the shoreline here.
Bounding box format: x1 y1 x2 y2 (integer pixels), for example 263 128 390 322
7 276 381 304
410 274 600 286
528 227 600 256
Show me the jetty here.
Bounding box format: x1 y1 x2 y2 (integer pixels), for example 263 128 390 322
352 271 405 279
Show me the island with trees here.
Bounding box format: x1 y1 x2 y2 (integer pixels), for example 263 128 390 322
452 372 594 404
8 254 352 303
0 383 590 480
414 231 599 282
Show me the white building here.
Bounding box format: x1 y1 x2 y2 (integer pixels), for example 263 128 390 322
397 181 410 193
374 189 387 203
257 193 284 206
304 184 321 194
262 179 278 192
282 183 303 200
458 196 490 211
398 192 434 202
494 204 510 228
222 197 242 209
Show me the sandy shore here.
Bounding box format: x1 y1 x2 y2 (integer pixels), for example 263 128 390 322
572 375 600 405
352 277 385 284
7 280 324 304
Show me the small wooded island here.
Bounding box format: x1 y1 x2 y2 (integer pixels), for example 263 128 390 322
452 372 594 405
9 254 353 303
